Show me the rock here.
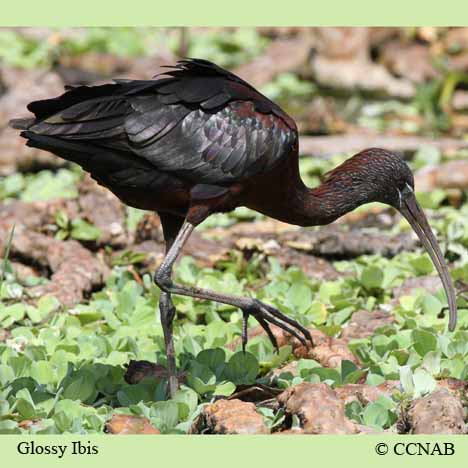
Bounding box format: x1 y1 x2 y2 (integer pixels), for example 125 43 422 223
380 41 439 83
0 329 11 342
341 309 395 340
134 212 230 268
273 247 341 280
277 383 358 434
405 389 466 434
443 28 468 53
0 223 108 307
304 335 359 367
11 261 40 282
310 28 415 98
78 177 127 247
0 68 65 175
269 361 300 380
191 399 269 434
28 236 108 307
392 275 441 301
453 91 468 111
234 237 340 280
335 382 400 405
281 226 418 259
229 325 358 368
234 35 312 88
106 414 160 434
355 424 387 434
415 160 468 192
437 378 468 401
135 213 164 244
299 134 468 158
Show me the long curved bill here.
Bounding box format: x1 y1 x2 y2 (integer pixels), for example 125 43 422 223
399 193 457 331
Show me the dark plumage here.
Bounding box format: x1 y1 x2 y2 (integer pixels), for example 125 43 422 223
11 58 458 397
14 59 296 215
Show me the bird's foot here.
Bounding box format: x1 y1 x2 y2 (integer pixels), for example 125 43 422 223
241 299 314 352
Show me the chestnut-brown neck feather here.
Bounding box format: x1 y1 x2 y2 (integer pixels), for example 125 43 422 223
245 148 406 227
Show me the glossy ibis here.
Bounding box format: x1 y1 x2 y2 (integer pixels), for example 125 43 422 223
11 58 457 396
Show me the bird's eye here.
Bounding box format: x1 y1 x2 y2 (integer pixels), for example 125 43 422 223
400 183 413 198
397 183 413 208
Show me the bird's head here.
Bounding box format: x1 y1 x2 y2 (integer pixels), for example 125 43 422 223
323 148 457 330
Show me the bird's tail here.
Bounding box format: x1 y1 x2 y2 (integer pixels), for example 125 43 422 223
9 117 36 130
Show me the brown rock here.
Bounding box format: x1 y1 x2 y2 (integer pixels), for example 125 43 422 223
294 329 359 367
341 310 395 340
184 233 230 268
355 424 386 434
443 28 468 53
335 381 400 405
134 212 229 268
29 236 108 307
277 383 358 434
0 68 64 175
0 329 11 342
11 261 40 282
269 361 300 380
453 90 468 111
191 399 269 434
229 325 358 368
274 247 340 280
0 223 108 307
234 35 312 88
380 41 439 83
310 28 414 98
233 236 340 280
392 275 441 301
436 379 468 402
78 178 127 246
106 414 160 434
135 213 164 243
0 199 80 235
281 226 417 259
415 160 468 192
406 389 466 434
299 134 468 158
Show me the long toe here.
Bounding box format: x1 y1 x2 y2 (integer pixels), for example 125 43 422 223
243 300 314 349
257 300 314 346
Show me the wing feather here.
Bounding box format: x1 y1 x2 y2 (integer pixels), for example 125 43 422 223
18 58 297 194
125 99 295 184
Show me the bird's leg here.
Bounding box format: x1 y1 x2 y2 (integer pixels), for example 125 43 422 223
158 213 184 398
154 220 313 352
159 291 178 396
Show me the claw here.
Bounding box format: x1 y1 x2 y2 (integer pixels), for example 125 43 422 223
258 309 308 347
256 315 279 353
259 300 314 346
240 299 313 353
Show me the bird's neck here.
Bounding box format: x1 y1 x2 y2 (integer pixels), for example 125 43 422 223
281 178 363 227
275 154 372 226
244 154 369 227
